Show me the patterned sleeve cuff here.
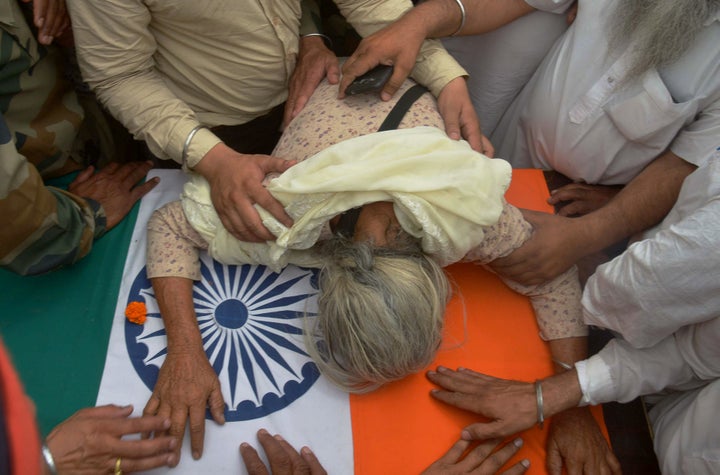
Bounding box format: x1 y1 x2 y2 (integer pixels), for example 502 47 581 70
84 197 107 240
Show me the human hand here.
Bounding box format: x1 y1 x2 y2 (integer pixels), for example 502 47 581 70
240 429 327 475
68 161 159 230
339 18 425 101
548 182 622 217
284 36 340 128
427 367 537 440
143 349 226 463
437 77 493 155
421 437 529 475
488 210 588 285
21 0 70 45
194 143 295 242
546 408 621 475
45 404 177 474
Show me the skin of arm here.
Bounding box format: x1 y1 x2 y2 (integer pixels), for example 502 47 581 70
144 276 226 464
339 0 535 98
491 151 698 285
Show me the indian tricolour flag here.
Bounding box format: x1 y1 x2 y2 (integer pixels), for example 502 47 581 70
97 169 608 474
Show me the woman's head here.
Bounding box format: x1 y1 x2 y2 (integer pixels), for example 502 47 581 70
308 232 450 393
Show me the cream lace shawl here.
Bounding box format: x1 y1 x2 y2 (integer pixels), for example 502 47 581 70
182 127 511 272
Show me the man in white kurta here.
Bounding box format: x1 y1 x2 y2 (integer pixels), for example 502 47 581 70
576 155 720 474
493 0 720 185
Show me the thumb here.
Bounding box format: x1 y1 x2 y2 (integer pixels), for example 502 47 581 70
444 115 462 141
262 156 296 174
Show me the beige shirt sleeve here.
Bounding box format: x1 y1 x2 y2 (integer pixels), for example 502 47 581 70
464 202 588 340
333 0 467 97
147 200 209 280
68 0 222 166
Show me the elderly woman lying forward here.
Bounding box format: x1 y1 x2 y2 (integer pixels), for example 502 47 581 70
145 80 601 463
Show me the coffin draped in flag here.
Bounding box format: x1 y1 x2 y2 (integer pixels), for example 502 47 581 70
97 169 609 474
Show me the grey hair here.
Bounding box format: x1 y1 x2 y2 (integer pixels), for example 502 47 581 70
608 0 720 83
306 235 451 393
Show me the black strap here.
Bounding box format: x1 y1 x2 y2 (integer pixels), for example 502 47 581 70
377 84 429 132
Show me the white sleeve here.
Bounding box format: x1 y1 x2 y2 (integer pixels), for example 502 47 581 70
576 337 695 405
581 162 720 348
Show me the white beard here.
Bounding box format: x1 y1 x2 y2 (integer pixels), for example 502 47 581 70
608 0 720 81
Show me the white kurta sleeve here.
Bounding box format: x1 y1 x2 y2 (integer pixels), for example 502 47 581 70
581 161 720 348
577 315 720 406
577 160 720 405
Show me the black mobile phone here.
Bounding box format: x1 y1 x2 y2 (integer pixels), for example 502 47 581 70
345 65 394 96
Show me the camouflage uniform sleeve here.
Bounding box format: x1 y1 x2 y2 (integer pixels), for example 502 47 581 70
0 114 106 275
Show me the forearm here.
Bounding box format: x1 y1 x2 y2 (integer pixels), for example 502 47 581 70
572 151 697 255
538 368 585 418
468 203 587 341
147 201 207 280
152 277 205 354
401 0 535 39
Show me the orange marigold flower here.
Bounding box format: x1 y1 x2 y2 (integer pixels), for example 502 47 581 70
125 301 147 325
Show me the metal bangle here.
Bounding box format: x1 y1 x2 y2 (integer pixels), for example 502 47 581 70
553 358 574 371
182 125 206 169
534 380 545 430
42 444 58 475
450 0 466 36
301 32 333 49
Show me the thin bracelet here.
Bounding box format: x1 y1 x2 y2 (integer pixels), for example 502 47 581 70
301 32 333 50
182 125 206 169
450 0 466 36
534 380 545 430
552 358 573 371
42 444 58 475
